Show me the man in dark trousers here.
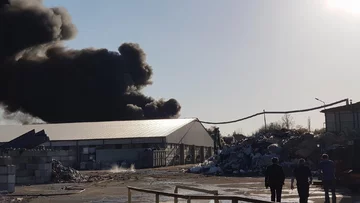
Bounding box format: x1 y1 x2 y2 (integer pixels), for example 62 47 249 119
265 157 285 202
291 159 313 203
319 154 336 203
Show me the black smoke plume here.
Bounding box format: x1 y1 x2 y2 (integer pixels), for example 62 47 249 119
0 0 181 123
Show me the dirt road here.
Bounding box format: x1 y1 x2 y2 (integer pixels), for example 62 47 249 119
8 166 359 203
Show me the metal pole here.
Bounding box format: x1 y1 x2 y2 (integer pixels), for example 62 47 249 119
315 98 326 130
263 110 267 131
315 98 326 110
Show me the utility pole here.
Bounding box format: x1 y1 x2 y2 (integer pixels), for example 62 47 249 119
315 98 326 130
263 110 267 131
308 117 311 132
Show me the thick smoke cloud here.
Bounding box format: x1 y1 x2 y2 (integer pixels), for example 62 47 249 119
0 0 181 123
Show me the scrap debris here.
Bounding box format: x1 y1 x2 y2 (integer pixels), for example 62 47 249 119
189 129 354 176
52 160 85 183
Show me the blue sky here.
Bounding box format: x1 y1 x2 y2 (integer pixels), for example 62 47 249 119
39 0 360 135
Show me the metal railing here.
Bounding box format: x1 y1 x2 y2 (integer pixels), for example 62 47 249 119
127 186 272 203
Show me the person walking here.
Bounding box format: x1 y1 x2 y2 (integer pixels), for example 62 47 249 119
291 159 313 203
319 154 336 203
265 157 285 202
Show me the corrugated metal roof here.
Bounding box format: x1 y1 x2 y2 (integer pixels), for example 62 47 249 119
0 118 197 142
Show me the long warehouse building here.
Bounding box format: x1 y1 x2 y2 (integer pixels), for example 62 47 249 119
0 118 214 169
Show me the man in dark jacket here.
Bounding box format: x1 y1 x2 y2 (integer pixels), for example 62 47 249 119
265 157 285 202
319 154 336 203
291 159 313 203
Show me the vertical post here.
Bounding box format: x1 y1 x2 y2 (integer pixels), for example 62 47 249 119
179 144 185 165
187 198 191 203
352 102 356 129
213 130 217 155
338 112 342 132
76 141 80 169
232 199 237 203
174 187 178 203
334 112 337 132
263 110 267 131
200 146 205 162
357 110 360 129
216 127 221 150
128 188 131 203
214 193 219 203
155 194 159 203
191 145 195 164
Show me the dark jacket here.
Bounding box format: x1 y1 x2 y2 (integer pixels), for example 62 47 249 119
319 160 336 181
293 165 312 185
265 164 285 187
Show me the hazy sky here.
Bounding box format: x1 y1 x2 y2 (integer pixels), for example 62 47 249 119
11 0 358 135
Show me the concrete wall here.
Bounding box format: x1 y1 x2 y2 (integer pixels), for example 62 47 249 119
3 150 53 185
96 148 166 169
96 148 145 163
166 121 213 147
52 149 77 168
0 157 15 193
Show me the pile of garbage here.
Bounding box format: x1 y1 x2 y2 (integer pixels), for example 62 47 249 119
52 159 85 183
189 129 354 176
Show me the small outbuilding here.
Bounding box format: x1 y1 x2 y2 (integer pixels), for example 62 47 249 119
321 101 360 133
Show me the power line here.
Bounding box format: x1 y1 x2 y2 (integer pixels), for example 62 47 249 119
199 98 349 125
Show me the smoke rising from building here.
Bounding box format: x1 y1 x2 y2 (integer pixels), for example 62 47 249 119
0 0 181 123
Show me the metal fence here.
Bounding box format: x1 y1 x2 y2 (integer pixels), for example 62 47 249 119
152 150 166 167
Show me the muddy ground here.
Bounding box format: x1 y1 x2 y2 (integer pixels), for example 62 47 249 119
5 165 360 203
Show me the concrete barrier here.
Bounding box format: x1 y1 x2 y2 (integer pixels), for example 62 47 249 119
1 149 77 185
2 150 53 185
0 157 15 193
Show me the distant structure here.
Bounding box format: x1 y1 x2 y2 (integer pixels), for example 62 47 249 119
321 101 360 133
0 119 213 169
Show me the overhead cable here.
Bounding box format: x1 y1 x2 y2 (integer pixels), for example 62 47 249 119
199 98 349 125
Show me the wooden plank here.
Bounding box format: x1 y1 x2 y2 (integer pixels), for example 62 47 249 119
175 185 218 195
174 187 178 203
127 186 272 203
155 194 159 203
128 188 131 203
